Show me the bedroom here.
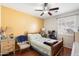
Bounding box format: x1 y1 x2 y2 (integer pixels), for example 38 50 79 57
0 3 79 56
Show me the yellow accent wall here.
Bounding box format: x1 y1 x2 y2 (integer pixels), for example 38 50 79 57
1 6 44 36
0 6 1 28
0 6 1 27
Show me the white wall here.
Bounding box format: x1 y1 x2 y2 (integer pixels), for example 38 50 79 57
76 14 79 31
44 17 57 33
44 10 79 48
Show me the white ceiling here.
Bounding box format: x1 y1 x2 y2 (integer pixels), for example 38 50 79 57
2 3 79 19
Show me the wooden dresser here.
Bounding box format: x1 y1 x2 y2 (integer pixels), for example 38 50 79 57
0 39 15 55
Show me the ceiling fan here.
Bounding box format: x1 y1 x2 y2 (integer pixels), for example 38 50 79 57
35 3 59 16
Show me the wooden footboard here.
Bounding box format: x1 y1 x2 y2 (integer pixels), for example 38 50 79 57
51 40 63 56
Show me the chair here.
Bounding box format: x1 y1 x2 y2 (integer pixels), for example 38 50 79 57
16 35 30 51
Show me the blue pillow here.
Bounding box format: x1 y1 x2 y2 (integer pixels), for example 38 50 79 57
16 35 28 43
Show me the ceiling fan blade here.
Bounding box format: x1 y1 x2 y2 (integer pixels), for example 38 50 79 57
35 10 43 11
49 7 59 11
40 12 44 16
48 12 52 16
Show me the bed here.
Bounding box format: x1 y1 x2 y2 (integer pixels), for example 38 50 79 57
28 34 63 56
71 32 79 56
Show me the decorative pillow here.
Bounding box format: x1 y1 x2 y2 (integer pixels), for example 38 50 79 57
16 35 28 43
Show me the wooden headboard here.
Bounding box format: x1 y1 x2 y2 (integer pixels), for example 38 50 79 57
75 32 79 42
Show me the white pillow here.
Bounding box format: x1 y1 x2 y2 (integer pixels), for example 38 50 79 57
34 34 42 38
28 34 42 40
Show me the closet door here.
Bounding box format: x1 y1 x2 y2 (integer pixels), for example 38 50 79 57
57 15 76 48
75 32 79 42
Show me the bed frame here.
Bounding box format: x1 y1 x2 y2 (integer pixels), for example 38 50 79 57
28 33 63 56
51 39 63 56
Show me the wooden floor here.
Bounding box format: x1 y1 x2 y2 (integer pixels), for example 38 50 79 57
15 48 41 56
60 47 72 56
15 47 72 56
1 47 71 56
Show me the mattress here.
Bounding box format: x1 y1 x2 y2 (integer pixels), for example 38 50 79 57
28 34 57 55
30 39 51 55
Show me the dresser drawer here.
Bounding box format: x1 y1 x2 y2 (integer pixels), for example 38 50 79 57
1 39 15 54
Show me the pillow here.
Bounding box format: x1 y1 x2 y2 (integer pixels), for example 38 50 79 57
28 34 37 40
16 35 28 43
35 34 42 37
28 34 42 40
34 34 42 38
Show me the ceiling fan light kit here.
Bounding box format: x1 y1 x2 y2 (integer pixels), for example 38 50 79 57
35 3 59 16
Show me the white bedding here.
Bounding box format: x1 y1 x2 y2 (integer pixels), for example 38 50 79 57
71 42 79 56
28 34 57 55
